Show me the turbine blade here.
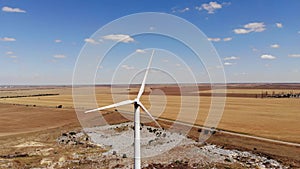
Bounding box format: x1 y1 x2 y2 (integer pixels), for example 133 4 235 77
85 100 134 113
138 102 162 129
137 49 155 99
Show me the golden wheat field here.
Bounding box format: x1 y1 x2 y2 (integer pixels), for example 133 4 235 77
0 85 299 143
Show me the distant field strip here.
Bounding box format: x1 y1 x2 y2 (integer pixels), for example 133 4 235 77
0 93 59 99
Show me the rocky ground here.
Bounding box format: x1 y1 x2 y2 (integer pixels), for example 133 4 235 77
82 122 287 169
0 122 287 169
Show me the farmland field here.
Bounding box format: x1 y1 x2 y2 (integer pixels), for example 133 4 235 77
0 84 299 143
0 84 300 168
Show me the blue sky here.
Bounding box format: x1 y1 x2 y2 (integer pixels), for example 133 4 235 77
0 0 300 85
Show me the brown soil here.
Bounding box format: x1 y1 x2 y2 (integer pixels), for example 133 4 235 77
0 84 299 168
0 103 78 137
0 103 299 168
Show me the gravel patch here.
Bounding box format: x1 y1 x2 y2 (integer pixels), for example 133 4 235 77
84 122 287 168
84 122 192 158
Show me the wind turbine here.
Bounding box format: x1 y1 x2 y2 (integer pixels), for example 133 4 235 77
85 49 161 169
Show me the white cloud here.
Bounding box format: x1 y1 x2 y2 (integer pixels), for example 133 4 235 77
208 37 232 42
244 22 266 32
224 62 234 66
121 64 134 70
135 49 146 53
276 23 283 28
0 37 16 42
8 55 17 58
233 28 251 34
179 7 189 13
54 39 62 43
102 34 134 43
270 44 280 48
234 22 266 34
175 63 181 67
53 54 66 59
261 54 276 60
288 54 300 58
2 6 26 13
208 38 221 42
172 7 190 13
197 1 222 14
149 26 155 31
6 51 13 55
84 38 99 45
223 37 232 41
224 56 239 60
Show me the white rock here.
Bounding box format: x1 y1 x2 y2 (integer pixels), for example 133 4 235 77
40 158 53 166
58 156 66 162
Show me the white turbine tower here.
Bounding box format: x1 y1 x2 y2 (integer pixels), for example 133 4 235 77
85 49 161 169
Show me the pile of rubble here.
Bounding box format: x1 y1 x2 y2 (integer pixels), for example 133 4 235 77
199 145 283 168
83 122 287 168
84 122 193 159
57 131 89 146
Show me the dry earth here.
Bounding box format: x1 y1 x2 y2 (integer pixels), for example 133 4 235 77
1 108 299 168
1 85 299 143
0 84 299 168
